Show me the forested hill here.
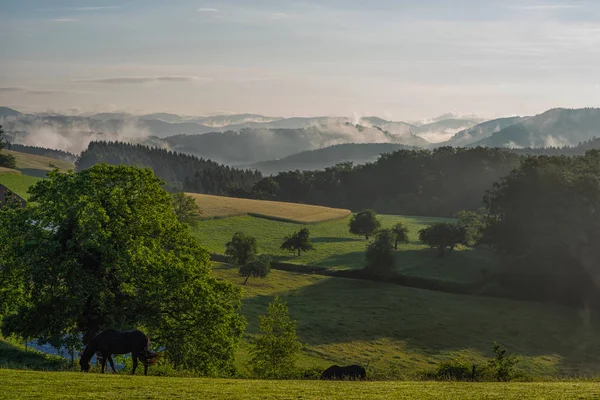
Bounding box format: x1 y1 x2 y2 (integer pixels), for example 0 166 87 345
7 143 78 162
246 143 419 175
76 141 262 194
245 147 522 217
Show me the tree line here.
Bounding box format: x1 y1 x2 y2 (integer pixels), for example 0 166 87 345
76 141 262 195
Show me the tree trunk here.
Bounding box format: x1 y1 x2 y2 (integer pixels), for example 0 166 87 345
365 235 369 240
297 249 301 256
243 274 250 285
394 240 398 250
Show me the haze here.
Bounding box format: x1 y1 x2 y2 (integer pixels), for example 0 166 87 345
1 0 600 120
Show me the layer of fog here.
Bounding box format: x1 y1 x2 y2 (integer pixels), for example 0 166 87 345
2 117 162 154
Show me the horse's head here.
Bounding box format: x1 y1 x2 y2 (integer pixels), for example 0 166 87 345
79 357 91 372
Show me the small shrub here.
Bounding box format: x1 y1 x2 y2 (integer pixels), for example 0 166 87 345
432 360 478 381
487 342 519 382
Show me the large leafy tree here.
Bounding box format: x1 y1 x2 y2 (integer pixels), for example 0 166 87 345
225 232 258 266
391 222 409 250
171 192 201 223
349 209 381 240
239 255 271 285
365 229 396 276
483 152 600 307
0 164 245 375
418 222 466 256
250 295 302 378
281 228 315 256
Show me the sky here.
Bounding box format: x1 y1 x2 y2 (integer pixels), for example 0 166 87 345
1 0 600 120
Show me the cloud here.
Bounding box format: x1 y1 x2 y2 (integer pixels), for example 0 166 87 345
269 13 288 20
73 76 211 84
0 87 24 93
0 87 88 95
198 8 219 12
51 18 78 22
511 4 582 10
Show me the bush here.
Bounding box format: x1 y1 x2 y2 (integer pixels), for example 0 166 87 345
487 342 519 382
432 360 478 381
364 229 396 276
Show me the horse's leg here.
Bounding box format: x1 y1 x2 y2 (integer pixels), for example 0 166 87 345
107 355 117 374
131 353 138 375
144 359 148 376
100 354 107 374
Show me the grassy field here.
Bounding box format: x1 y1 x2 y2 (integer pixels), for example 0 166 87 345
194 214 498 284
0 173 42 199
5 149 74 175
213 263 600 379
187 193 351 223
3 370 600 400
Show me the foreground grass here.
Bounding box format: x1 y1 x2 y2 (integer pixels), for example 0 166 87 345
195 214 498 284
213 264 600 378
188 193 351 223
0 173 42 199
2 370 600 400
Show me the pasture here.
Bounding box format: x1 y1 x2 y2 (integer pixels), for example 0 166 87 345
5 149 74 175
2 370 600 400
187 193 351 223
193 214 498 285
213 263 600 379
0 173 42 199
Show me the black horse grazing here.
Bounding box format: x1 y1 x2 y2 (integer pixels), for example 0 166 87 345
80 329 159 376
320 364 367 380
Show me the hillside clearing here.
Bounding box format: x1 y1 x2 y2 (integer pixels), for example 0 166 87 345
2 370 600 400
0 173 42 199
194 214 498 284
0 167 20 174
212 263 600 378
4 149 74 177
187 193 351 223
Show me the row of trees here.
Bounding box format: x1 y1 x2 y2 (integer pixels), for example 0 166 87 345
76 141 262 195
0 125 16 168
243 147 522 217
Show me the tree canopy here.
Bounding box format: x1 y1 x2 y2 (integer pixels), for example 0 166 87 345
418 222 467 256
250 295 302 378
225 232 258 266
391 222 410 249
239 254 271 285
483 152 600 308
349 209 381 240
364 229 396 276
280 228 315 256
0 164 245 375
171 192 201 223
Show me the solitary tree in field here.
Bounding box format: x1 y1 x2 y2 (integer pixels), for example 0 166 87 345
391 222 410 249
365 229 396 276
281 228 315 256
171 192 201 223
418 222 467 256
0 124 16 169
250 295 302 378
225 232 258 266
0 164 245 375
349 209 381 240
239 254 271 285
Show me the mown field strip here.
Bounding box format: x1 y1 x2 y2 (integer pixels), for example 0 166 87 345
2 370 600 400
187 193 351 223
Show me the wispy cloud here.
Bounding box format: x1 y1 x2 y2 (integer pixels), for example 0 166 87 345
38 6 121 12
269 13 288 20
72 76 211 84
198 8 219 12
512 4 583 10
0 87 84 95
51 18 78 23
0 87 24 93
